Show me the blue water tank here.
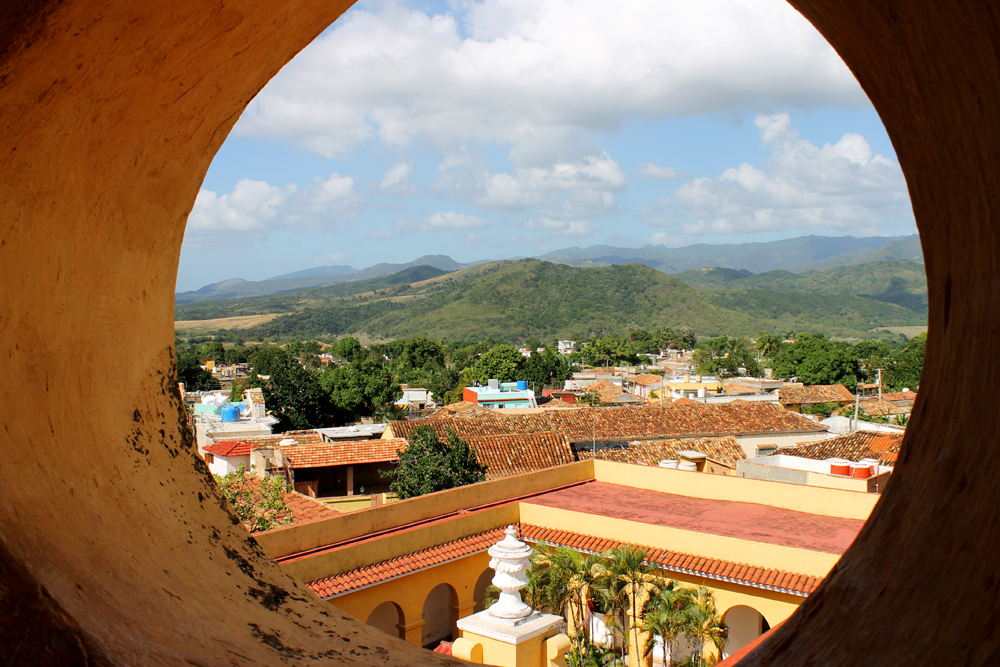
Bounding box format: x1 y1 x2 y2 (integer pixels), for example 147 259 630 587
221 404 240 422
516 380 528 390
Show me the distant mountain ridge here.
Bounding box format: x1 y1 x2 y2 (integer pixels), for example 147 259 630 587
176 258 927 342
176 254 470 303
176 234 920 302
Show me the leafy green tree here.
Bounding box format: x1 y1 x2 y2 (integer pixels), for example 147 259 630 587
472 344 526 383
224 344 253 365
176 352 218 391
755 332 782 360
768 333 861 390
320 358 402 419
577 390 603 407
248 346 335 432
882 332 925 391
383 426 487 499
198 340 226 362
523 347 573 389
214 464 293 533
603 546 660 665
331 336 365 364
801 401 842 419
581 336 641 366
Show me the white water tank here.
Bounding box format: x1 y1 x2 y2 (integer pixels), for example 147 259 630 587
678 460 698 472
659 459 678 469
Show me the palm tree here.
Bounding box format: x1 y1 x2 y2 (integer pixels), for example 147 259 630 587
755 332 781 362
604 546 661 666
681 587 728 667
531 544 610 664
641 581 694 667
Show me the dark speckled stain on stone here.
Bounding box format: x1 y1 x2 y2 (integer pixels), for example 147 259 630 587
223 546 256 577
248 581 290 611
247 623 344 660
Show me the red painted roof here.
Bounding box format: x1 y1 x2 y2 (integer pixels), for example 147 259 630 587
203 440 256 457
523 481 863 554
433 642 453 655
305 524 819 599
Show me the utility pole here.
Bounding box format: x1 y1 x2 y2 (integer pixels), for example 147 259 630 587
853 385 861 433
878 368 883 402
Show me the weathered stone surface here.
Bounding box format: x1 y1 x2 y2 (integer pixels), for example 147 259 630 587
0 0 998 665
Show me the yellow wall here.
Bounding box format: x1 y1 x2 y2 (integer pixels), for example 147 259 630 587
591 459 878 520
281 504 518 584
332 551 491 647
258 461 595 558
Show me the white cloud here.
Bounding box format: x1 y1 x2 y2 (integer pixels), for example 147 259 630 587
398 211 492 232
380 162 417 194
520 218 599 237
235 0 866 163
640 113 913 238
638 162 686 180
185 174 365 245
436 152 625 214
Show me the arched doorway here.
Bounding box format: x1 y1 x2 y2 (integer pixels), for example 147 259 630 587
366 601 405 639
722 605 770 657
473 568 494 613
421 583 458 648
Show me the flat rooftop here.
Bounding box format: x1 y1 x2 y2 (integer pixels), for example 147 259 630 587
522 481 863 554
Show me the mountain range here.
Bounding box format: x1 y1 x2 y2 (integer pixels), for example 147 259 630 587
176 234 922 302
175 256 927 343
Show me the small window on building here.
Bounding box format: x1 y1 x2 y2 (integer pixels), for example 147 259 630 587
205 452 214 465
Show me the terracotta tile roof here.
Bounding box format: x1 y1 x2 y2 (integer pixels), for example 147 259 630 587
277 489 342 526
632 374 664 387
881 390 918 403
540 398 580 410
388 415 553 439
203 440 256 457
306 523 819 599
672 397 701 406
521 524 819 597
779 384 854 405
433 642 453 655
465 433 575 480
857 400 910 416
278 439 408 468
232 430 327 449
423 401 498 420
229 474 341 531
574 436 746 469
544 404 826 442
307 527 508 598
586 379 627 404
779 431 904 465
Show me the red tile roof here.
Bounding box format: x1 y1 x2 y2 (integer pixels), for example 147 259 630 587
778 384 854 405
388 416 553 439
521 523 819 597
544 404 826 442
780 431 904 465
305 524 819 599
230 474 341 530
574 436 745 469
632 374 664 387
231 430 327 449
203 439 256 457
423 401 498 420
278 439 408 469
307 527 508 598
464 433 575 480
881 390 918 403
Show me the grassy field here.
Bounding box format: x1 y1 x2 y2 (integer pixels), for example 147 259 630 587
879 325 928 337
175 313 286 333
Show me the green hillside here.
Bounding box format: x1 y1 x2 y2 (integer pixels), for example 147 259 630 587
672 259 927 313
791 235 923 272
176 260 926 342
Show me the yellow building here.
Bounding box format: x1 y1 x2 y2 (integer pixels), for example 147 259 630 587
257 459 875 666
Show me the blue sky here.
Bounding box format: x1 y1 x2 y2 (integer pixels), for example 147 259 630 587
177 0 915 292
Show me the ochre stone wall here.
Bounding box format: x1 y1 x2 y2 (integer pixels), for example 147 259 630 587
1 0 999 665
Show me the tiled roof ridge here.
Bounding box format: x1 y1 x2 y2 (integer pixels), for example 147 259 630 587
203 439 256 457
306 522 818 599
520 524 818 598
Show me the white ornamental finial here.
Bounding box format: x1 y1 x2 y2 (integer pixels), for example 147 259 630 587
487 526 533 625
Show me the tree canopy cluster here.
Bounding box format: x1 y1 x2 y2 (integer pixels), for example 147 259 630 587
695 331 926 392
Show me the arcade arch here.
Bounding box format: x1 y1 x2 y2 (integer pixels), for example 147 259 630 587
1 2 998 666
722 605 770 657
421 583 459 648
366 601 406 640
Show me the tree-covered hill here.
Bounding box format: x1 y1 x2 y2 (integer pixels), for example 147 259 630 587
175 259 926 342
672 259 928 313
